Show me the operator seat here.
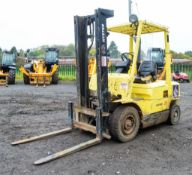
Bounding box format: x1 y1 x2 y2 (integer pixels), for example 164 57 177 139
134 61 157 83
115 60 131 73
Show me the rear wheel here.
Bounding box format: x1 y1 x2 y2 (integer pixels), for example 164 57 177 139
108 106 140 142
8 69 15 84
23 74 30 84
168 104 180 125
179 78 183 83
52 71 59 84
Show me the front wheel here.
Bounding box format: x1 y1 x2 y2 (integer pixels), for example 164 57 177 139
168 104 181 125
108 106 140 142
52 71 59 84
8 69 16 84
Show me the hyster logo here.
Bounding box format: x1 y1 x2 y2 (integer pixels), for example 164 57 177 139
102 24 105 43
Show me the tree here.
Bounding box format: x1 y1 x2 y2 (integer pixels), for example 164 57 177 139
10 46 17 54
27 48 44 58
185 51 192 57
18 49 25 57
60 44 75 57
170 50 191 59
108 41 120 58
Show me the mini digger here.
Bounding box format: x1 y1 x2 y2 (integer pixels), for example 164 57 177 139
20 48 59 86
12 8 180 165
0 50 16 86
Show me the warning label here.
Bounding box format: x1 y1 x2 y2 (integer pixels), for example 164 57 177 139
101 56 107 67
173 85 179 98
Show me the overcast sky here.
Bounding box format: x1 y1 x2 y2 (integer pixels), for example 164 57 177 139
0 0 191 52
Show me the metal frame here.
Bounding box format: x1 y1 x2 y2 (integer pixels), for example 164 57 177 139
106 21 172 103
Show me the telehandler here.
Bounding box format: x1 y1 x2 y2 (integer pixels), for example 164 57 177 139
0 50 16 86
12 8 180 165
20 48 59 86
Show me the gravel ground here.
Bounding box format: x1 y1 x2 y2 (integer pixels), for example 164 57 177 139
0 81 192 175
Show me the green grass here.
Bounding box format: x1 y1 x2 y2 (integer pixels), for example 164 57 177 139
16 74 23 80
58 76 76 81
188 72 192 80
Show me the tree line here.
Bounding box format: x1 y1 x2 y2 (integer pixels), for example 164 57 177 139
0 42 192 61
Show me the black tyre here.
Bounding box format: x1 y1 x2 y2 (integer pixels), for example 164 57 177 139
23 74 30 84
8 69 16 84
168 104 180 125
108 106 140 142
52 71 59 84
187 79 190 83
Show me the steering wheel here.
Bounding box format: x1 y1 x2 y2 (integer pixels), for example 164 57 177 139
121 52 134 62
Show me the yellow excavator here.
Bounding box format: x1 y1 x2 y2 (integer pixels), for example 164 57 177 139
20 48 59 86
12 8 180 165
0 50 16 86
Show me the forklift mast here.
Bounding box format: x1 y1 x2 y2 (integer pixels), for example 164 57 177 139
74 9 114 112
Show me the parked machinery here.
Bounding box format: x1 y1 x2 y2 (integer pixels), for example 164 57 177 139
12 8 180 165
0 51 16 86
172 70 190 83
20 48 59 86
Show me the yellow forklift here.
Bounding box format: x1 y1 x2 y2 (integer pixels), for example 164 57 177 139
20 48 59 86
12 8 180 165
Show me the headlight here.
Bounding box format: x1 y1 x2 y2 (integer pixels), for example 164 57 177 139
129 14 138 23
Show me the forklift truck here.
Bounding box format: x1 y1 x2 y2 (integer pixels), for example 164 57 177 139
12 8 180 165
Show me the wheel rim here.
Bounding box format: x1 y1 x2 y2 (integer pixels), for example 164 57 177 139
121 114 136 135
172 108 179 123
